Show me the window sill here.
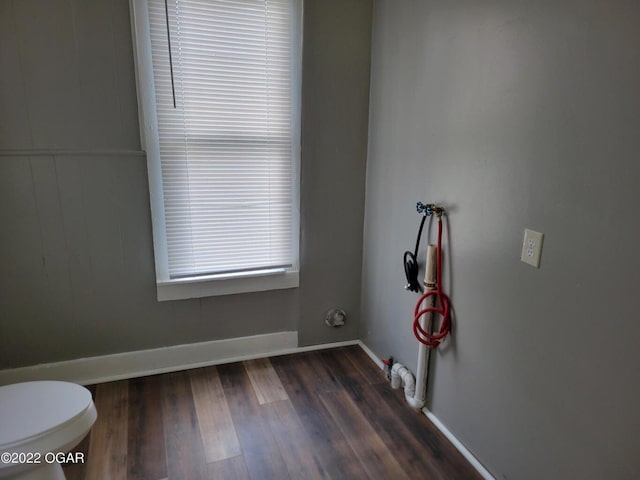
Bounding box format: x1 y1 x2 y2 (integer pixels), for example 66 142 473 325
157 269 299 301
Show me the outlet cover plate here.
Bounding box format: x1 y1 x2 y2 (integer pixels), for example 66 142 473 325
521 228 544 268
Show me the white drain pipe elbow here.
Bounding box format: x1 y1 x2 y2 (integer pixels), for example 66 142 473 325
390 363 422 409
406 391 425 410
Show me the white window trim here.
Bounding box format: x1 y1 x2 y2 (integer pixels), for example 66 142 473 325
128 0 302 301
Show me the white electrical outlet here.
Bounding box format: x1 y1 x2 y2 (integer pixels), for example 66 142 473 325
521 228 544 268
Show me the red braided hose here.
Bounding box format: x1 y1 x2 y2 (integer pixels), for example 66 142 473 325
413 217 451 347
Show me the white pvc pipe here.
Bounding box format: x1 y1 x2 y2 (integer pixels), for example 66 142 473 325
413 244 437 409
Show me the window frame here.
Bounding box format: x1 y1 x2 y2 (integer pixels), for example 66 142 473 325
129 0 302 301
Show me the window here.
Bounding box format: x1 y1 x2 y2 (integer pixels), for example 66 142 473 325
130 0 302 300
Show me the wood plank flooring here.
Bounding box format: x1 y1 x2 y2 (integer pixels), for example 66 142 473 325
63 346 482 480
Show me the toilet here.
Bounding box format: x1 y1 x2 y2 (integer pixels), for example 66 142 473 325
0 381 97 480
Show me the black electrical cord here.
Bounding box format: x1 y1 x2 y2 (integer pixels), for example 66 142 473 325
403 214 427 293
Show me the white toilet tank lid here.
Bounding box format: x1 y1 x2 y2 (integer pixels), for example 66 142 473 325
0 381 94 446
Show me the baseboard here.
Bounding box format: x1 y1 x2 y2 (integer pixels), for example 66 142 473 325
358 341 495 480
422 408 495 480
0 332 358 386
356 339 385 369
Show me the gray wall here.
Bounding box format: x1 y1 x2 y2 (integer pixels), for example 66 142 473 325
299 0 372 345
362 1 640 479
0 0 372 368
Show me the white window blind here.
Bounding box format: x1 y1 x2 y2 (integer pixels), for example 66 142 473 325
146 0 297 279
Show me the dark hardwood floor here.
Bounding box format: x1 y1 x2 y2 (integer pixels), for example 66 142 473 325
63 346 482 479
